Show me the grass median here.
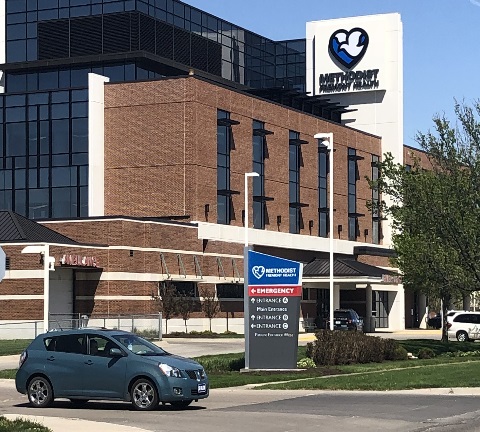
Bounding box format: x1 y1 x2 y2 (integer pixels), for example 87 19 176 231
258 360 480 391
194 339 480 390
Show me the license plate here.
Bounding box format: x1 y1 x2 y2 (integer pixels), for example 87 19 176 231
335 321 341 324
198 383 206 393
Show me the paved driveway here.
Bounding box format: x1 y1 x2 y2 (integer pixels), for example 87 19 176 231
3 380 480 432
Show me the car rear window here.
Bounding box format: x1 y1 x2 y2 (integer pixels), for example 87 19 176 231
44 334 85 354
453 314 480 324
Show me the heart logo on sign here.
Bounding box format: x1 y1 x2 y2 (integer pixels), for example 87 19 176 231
252 266 265 279
328 27 369 69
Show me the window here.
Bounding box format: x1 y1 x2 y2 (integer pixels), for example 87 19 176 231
46 334 85 354
87 335 121 357
173 281 198 298
372 155 380 244
0 89 89 219
302 288 313 301
252 120 267 229
216 283 243 299
289 130 301 234
217 110 232 225
348 148 360 241
318 141 329 237
373 291 389 328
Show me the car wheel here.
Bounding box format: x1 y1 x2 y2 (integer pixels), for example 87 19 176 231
69 399 89 406
131 378 158 411
170 400 193 409
27 376 53 408
457 331 469 342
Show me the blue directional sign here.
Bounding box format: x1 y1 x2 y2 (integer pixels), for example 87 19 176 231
248 251 302 287
245 250 303 370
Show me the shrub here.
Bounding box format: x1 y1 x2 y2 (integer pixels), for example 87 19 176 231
392 346 409 361
443 350 480 358
222 330 238 336
305 342 314 359
417 347 436 359
0 416 51 431
195 354 245 372
133 328 159 340
308 330 403 366
297 357 316 369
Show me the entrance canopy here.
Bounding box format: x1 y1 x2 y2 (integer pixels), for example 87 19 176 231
303 257 400 284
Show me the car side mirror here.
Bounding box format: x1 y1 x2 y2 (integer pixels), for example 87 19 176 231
110 348 124 357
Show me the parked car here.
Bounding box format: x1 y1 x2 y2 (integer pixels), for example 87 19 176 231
15 328 209 410
327 309 364 332
446 311 480 342
427 310 466 329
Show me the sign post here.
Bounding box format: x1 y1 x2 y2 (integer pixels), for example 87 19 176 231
245 251 303 370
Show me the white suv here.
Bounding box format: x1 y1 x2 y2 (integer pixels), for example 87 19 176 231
447 312 480 342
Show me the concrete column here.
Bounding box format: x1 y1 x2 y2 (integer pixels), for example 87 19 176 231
419 293 427 329
88 73 110 217
366 284 373 317
333 284 340 310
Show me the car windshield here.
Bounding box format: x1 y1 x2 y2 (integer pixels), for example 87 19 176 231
334 311 350 319
112 334 168 356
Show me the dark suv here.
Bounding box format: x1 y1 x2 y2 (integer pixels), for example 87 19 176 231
327 309 364 332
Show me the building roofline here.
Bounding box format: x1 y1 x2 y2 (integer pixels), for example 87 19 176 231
403 144 428 155
39 215 198 228
108 74 382 140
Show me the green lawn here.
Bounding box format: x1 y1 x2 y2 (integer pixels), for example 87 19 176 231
0 340 30 356
0 370 16 379
258 360 480 391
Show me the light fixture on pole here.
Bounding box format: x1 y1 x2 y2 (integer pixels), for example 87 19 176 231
244 172 260 247
22 244 55 333
314 133 334 331
243 171 259 369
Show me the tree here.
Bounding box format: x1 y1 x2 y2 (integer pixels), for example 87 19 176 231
368 101 480 341
176 293 195 333
200 287 220 332
158 281 179 335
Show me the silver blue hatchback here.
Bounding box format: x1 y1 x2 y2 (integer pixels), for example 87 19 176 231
15 328 209 411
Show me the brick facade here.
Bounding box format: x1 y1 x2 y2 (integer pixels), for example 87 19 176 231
0 76 399 325
103 76 382 242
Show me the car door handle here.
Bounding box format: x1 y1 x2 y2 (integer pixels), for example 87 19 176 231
47 356 55 362
84 360 93 365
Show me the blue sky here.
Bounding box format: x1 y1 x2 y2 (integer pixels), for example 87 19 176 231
183 0 479 148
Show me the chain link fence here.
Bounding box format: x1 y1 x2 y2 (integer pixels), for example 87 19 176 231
0 314 163 340
48 313 163 340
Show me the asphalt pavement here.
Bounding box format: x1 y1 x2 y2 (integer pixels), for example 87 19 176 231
0 329 452 432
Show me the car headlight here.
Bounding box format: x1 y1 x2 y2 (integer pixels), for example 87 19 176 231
159 363 183 378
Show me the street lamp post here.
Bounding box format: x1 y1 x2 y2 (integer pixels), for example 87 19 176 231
244 172 260 247
244 171 259 369
314 133 334 331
